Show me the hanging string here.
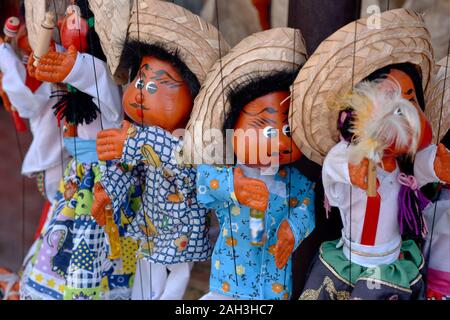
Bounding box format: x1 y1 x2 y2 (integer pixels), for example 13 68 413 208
134 0 156 300
348 6 358 292
214 0 239 286
424 40 450 290
282 27 298 291
80 0 150 300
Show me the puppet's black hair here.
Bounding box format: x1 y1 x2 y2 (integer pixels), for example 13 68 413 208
338 62 430 241
223 69 299 133
121 40 200 99
51 0 106 126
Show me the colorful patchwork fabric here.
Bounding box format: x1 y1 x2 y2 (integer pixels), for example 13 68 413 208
196 164 316 300
23 158 139 300
101 124 210 265
36 171 46 198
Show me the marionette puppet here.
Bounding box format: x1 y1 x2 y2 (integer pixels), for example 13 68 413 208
21 0 136 300
183 28 315 300
91 0 229 300
421 55 450 300
288 9 450 300
0 13 69 205
0 8 73 298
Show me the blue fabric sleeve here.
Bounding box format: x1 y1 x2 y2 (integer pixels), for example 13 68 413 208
281 168 316 250
196 165 239 213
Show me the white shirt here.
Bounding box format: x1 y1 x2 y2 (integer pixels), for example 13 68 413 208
0 43 68 175
0 44 123 174
62 52 123 140
322 141 441 266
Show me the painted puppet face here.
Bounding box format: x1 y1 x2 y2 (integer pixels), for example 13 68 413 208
59 6 89 52
16 25 32 56
233 90 302 166
122 56 193 131
379 68 432 156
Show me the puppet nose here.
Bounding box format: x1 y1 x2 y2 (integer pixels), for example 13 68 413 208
135 93 144 104
278 138 292 154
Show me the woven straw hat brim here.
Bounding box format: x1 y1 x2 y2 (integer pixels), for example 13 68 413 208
290 8 434 165
91 0 229 85
184 28 307 164
25 0 71 52
88 0 132 84
426 55 450 143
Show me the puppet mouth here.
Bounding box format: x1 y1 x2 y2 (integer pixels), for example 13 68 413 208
268 150 291 157
129 102 149 110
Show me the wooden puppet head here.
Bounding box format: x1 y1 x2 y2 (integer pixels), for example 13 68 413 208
59 4 89 53
120 41 200 132
227 71 302 167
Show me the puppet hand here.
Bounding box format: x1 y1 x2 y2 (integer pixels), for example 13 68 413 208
91 182 111 227
434 144 450 183
34 45 78 83
233 167 269 212
349 158 369 190
275 220 295 269
96 120 131 161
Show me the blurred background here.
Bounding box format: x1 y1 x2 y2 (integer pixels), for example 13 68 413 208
0 0 448 299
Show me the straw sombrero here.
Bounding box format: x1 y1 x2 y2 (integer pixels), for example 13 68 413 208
25 0 71 52
290 8 434 165
184 27 307 164
90 0 229 85
426 55 450 143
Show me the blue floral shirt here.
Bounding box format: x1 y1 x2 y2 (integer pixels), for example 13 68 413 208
197 164 315 300
101 124 210 264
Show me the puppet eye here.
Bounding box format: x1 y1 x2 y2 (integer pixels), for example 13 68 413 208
263 126 277 138
394 108 403 116
146 81 158 94
282 124 291 137
135 79 145 89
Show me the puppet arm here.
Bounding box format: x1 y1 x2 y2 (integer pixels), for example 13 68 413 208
275 169 316 269
62 49 122 125
322 142 354 207
196 164 239 213
35 45 122 125
92 161 138 226
415 144 449 187
0 43 50 118
97 120 182 176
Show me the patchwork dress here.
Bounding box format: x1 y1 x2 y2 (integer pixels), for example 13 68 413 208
196 164 315 300
21 52 139 300
101 123 210 300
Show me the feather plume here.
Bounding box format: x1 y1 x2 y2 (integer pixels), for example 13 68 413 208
341 80 421 164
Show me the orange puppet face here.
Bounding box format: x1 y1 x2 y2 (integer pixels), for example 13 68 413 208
59 6 89 52
233 90 302 166
122 56 193 132
380 68 432 156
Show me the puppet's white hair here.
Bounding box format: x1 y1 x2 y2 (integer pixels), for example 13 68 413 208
346 79 421 164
